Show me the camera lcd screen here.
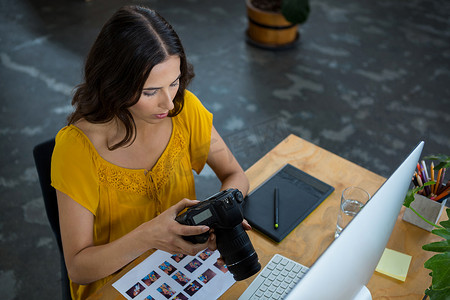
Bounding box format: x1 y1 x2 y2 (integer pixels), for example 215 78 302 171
193 209 212 224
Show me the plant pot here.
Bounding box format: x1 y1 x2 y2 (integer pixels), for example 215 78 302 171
245 0 299 49
402 194 448 231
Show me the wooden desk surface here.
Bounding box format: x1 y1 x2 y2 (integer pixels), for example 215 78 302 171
89 134 445 300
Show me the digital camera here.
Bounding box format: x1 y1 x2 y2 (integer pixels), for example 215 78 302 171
175 188 261 281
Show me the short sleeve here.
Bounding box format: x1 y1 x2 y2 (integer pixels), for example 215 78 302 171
51 126 99 215
181 90 213 174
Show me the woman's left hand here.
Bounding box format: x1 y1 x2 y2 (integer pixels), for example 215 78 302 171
242 219 252 231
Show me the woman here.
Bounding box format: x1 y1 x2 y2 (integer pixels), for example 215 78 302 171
51 6 249 299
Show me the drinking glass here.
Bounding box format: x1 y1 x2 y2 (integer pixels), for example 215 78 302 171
335 186 370 238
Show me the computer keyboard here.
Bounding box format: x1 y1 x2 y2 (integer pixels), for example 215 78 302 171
238 254 309 300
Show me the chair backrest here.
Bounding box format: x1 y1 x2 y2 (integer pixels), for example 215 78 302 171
33 138 64 252
33 138 71 299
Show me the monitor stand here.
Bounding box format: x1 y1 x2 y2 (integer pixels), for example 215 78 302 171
354 286 372 300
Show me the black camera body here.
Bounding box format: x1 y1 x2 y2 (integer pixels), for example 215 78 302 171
175 188 245 244
175 188 261 281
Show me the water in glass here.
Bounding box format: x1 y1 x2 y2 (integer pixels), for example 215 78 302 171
335 199 364 238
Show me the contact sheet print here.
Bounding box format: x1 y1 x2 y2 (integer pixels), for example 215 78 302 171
112 249 235 300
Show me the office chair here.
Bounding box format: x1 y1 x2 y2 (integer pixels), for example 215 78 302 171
33 139 71 300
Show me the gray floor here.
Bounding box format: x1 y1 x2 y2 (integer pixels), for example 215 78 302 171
1 0 449 299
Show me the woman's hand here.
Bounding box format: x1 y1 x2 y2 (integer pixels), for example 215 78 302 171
142 199 214 256
57 194 219 284
242 219 252 231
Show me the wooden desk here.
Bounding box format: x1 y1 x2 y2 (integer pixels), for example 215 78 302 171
89 134 444 300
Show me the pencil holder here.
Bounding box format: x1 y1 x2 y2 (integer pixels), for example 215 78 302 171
402 194 448 232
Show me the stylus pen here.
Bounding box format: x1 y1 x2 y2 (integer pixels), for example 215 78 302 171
274 187 279 229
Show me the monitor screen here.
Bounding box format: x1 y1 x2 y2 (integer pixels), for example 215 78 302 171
285 141 424 300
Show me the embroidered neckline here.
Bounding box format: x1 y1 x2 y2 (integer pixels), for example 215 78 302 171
68 124 186 196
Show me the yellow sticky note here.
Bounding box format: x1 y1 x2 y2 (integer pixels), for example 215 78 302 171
375 248 412 282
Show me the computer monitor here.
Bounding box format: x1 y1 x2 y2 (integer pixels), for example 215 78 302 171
285 141 424 300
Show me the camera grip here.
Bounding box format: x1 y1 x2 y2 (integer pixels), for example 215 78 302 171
175 214 210 244
182 232 210 244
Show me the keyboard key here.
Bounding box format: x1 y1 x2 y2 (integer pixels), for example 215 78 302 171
272 255 282 264
276 286 285 295
292 264 301 273
260 268 271 278
238 254 309 300
286 262 295 271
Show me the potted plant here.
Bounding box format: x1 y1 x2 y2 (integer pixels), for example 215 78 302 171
403 155 450 300
245 0 310 49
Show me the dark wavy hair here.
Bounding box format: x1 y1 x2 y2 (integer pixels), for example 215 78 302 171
68 6 194 150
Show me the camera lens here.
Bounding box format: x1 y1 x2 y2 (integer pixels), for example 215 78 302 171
215 225 261 281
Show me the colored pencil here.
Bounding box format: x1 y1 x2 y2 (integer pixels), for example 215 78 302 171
430 163 435 194
434 187 450 202
422 160 429 181
434 168 443 195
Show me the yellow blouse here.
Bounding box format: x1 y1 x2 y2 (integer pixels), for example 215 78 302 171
51 90 213 300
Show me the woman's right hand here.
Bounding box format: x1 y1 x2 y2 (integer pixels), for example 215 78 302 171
141 199 213 256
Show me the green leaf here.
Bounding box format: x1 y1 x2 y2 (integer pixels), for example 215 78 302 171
435 161 450 169
424 154 450 170
425 286 450 300
431 228 450 240
440 209 450 229
404 186 424 207
403 189 416 208
423 207 450 299
423 252 450 291
403 182 435 208
281 0 310 24
423 240 450 253
424 154 449 161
